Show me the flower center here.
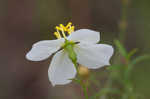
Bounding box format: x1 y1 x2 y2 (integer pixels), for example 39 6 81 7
54 22 75 39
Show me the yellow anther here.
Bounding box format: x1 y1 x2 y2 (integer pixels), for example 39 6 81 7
54 32 61 39
56 26 62 31
60 28 67 39
70 26 75 32
65 22 74 35
67 26 75 35
66 22 72 29
54 22 75 39
60 24 67 31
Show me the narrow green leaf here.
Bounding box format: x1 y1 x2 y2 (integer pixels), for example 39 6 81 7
127 48 138 59
70 78 81 84
130 55 150 65
107 64 122 71
114 40 128 59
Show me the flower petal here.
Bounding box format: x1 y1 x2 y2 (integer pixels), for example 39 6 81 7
67 29 100 44
48 50 76 86
74 43 114 69
26 38 64 61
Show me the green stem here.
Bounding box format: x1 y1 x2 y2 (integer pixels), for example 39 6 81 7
65 40 89 99
73 62 89 99
82 83 89 99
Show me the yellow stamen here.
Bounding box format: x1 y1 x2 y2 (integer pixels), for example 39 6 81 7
54 32 61 39
67 26 75 35
60 27 67 39
60 24 67 31
66 22 72 29
56 26 62 31
53 22 75 39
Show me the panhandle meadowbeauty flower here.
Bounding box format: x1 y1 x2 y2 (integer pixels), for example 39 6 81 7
26 22 114 86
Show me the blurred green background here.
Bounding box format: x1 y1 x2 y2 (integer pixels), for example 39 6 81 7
0 0 150 99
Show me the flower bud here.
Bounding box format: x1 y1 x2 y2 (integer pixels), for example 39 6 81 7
78 65 90 78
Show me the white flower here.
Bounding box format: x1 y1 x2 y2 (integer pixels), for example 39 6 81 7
26 23 114 86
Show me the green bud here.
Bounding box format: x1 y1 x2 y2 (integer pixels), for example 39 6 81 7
64 40 77 63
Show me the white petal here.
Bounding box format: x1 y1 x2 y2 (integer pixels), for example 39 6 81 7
74 43 114 69
48 50 76 86
26 38 64 61
67 29 100 44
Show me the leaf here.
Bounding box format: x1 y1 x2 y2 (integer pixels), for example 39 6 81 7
130 55 150 65
70 78 81 84
127 48 138 60
107 64 123 71
125 55 150 79
114 40 128 59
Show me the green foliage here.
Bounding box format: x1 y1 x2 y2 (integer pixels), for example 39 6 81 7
114 40 128 60
130 55 150 65
89 40 150 99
